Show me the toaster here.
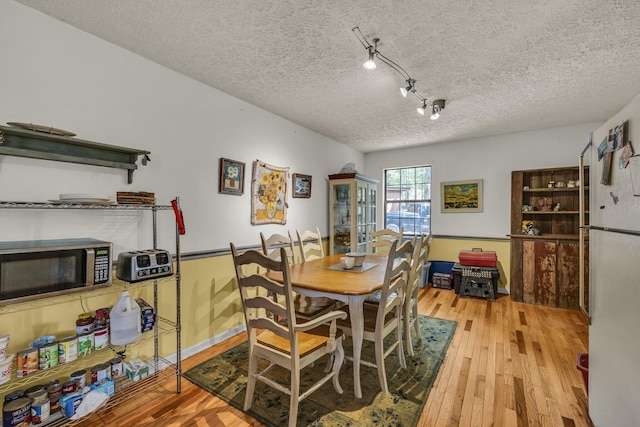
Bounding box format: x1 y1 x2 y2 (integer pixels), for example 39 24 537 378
116 249 173 282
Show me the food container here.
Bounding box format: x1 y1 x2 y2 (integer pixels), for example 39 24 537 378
70 369 87 389
93 327 109 351
4 390 25 403
47 383 62 414
16 348 38 377
38 342 59 370
77 332 94 357
110 356 123 377
90 363 111 384
2 396 31 427
58 336 78 364
76 313 95 335
29 389 50 424
0 354 14 385
0 334 9 358
61 379 79 395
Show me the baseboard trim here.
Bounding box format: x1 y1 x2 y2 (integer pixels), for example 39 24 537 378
164 324 246 364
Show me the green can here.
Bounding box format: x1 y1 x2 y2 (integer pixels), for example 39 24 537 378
77 332 93 358
38 342 58 370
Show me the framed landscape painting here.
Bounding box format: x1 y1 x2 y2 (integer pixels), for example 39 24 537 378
441 179 483 213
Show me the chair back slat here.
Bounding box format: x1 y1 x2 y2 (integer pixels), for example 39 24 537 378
296 227 324 262
249 317 290 339
377 240 412 322
370 227 403 255
261 232 297 265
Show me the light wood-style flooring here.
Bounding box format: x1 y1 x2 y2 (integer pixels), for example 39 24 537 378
83 286 592 426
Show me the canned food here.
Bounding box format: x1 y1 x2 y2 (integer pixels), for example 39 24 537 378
70 369 86 389
3 390 25 403
2 396 31 427
16 348 38 377
47 383 62 415
24 384 45 398
61 379 79 395
93 327 109 351
30 389 50 424
90 363 110 384
110 356 123 377
38 342 59 370
76 313 95 335
58 336 78 364
77 332 94 357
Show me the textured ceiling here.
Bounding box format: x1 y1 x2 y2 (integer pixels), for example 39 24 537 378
15 0 640 153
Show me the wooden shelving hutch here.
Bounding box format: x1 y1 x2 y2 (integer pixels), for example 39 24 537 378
509 166 589 309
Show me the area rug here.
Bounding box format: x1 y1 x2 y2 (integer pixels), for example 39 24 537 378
183 315 457 427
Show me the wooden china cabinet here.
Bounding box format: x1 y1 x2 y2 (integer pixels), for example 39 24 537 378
509 166 589 309
328 173 378 255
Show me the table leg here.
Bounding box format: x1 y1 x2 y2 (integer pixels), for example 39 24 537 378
348 295 365 398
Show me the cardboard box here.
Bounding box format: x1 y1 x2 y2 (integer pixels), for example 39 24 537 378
124 358 149 382
136 298 155 316
90 377 115 396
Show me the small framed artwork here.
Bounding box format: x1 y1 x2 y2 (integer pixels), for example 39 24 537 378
292 173 312 198
441 179 483 213
219 158 245 195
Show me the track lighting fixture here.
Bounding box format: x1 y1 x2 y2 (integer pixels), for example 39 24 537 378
352 26 446 119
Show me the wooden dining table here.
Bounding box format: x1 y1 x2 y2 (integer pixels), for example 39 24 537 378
267 253 389 399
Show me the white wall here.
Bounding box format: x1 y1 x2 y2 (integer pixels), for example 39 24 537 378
0 1 363 254
364 123 601 238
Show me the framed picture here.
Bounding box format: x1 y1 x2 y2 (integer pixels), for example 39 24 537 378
292 173 312 198
251 160 289 224
441 179 483 213
219 158 245 195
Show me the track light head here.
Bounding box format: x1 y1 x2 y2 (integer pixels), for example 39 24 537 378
417 101 427 116
363 49 376 69
400 79 415 98
430 99 446 120
362 39 379 70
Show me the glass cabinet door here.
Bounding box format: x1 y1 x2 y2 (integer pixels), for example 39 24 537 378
332 183 352 254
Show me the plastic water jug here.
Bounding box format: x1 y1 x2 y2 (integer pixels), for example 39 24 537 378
110 291 141 345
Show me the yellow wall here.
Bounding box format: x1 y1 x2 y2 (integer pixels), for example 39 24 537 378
428 237 511 290
1 237 511 401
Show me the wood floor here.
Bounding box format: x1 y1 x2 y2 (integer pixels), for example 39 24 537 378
82 286 592 426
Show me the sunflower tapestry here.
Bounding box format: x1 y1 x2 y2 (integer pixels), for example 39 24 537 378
251 160 289 224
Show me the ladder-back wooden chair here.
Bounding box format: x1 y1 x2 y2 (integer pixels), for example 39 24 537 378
230 243 347 427
369 227 403 255
403 232 430 356
294 227 341 319
336 239 411 393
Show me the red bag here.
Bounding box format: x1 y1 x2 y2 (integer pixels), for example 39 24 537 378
458 249 497 267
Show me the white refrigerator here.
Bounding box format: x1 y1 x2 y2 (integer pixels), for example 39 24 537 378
588 93 640 426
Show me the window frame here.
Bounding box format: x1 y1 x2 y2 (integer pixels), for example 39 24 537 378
383 165 432 237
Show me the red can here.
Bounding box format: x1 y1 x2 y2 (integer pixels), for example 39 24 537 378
61 379 78 395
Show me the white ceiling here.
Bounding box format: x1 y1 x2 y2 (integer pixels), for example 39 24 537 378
15 0 640 153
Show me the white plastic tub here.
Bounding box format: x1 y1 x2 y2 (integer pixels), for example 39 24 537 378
0 353 14 384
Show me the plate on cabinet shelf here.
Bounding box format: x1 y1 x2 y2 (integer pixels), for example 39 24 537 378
59 193 110 201
7 122 76 136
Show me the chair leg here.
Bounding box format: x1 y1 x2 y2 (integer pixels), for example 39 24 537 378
374 335 388 393
396 317 407 370
404 303 414 357
323 352 334 373
244 353 258 411
412 300 422 344
289 368 300 427
331 337 345 394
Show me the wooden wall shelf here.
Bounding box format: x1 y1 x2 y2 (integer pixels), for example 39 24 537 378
0 125 150 183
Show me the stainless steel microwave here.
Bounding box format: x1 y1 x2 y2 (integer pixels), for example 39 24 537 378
0 238 112 306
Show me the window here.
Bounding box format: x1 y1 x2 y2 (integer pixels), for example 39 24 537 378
384 165 431 236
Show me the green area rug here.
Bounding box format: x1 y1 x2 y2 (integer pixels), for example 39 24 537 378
183 315 457 426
